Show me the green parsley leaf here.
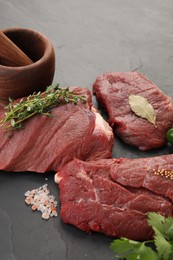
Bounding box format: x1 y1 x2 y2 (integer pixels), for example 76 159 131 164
148 212 173 260
110 213 173 260
110 238 157 260
148 212 173 241
153 228 172 260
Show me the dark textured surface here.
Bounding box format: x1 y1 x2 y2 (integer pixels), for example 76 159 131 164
0 0 173 259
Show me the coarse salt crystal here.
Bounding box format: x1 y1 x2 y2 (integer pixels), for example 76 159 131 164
42 212 49 219
24 191 30 196
24 184 58 220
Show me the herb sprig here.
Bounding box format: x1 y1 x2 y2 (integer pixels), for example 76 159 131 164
0 84 86 130
110 212 173 260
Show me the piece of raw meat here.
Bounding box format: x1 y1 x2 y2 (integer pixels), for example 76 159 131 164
0 88 113 173
55 157 173 240
93 72 173 151
110 154 173 203
85 107 114 160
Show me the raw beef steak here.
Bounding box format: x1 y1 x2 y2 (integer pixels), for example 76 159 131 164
0 88 113 173
110 154 173 203
93 72 173 151
55 156 173 240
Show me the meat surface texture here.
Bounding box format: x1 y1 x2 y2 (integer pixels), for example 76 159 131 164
0 88 114 173
93 72 173 151
110 154 173 203
55 155 173 240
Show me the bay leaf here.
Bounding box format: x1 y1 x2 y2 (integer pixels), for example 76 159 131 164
128 94 156 126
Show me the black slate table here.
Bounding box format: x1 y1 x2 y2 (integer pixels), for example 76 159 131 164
0 0 173 259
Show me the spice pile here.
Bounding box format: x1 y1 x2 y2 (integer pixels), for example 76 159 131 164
24 184 58 219
152 168 173 180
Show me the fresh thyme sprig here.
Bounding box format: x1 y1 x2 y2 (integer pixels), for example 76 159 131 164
0 84 86 130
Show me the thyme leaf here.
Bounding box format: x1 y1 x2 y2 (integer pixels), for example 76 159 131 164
0 84 86 130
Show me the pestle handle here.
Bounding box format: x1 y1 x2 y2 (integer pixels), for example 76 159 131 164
0 31 33 66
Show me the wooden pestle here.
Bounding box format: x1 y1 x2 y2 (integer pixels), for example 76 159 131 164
0 31 33 66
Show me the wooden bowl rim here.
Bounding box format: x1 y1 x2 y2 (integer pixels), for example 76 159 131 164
0 27 55 70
